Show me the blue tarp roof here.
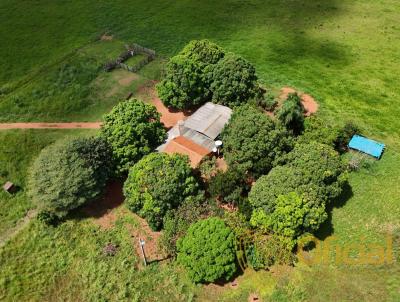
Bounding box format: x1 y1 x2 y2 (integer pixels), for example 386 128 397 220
348 135 385 159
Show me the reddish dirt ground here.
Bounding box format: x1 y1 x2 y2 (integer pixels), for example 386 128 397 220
127 214 166 265
149 97 190 129
279 86 319 116
82 181 124 229
0 122 102 130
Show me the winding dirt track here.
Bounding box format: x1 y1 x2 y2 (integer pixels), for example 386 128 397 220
0 122 102 130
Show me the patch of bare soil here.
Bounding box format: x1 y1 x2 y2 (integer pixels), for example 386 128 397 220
127 214 167 265
82 181 124 230
100 34 113 41
118 73 139 86
150 97 190 129
216 157 228 172
279 87 319 116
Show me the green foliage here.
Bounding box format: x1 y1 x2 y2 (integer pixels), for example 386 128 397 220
249 141 346 215
284 141 347 202
156 55 207 109
123 153 199 230
335 121 360 153
157 40 225 109
208 167 247 204
101 99 166 174
221 104 292 177
28 137 110 218
177 217 237 283
210 53 258 107
250 192 327 249
276 93 305 135
160 196 217 257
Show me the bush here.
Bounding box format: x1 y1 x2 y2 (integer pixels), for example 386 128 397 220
221 104 293 177
101 99 166 175
208 167 247 204
335 121 360 153
210 53 258 107
160 195 218 257
157 40 225 110
177 217 237 283
28 137 111 218
276 93 305 135
250 192 327 249
123 153 199 230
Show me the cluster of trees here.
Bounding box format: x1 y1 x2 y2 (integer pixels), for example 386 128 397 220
157 39 258 109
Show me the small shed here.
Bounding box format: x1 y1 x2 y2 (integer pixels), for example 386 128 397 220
348 135 385 159
3 181 16 194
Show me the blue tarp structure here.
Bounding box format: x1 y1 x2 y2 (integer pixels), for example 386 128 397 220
348 135 385 159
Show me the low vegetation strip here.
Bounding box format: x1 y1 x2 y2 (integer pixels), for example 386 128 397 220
0 122 102 130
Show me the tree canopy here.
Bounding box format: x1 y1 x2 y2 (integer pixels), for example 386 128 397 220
123 152 199 230
177 217 237 283
276 93 305 135
28 137 111 218
210 53 258 107
221 104 292 177
157 39 225 110
101 99 166 174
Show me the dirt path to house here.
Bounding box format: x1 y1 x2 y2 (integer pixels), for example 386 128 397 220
0 209 38 248
0 122 102 130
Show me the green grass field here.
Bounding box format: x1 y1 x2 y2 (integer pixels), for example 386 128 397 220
0 0 399 301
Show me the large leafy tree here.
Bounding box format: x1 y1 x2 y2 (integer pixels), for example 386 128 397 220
221 104 292 177
276 93 305 135
123 153 199 230
28 137 111 218
101 99 166 175
209 53 258 107
177 217 237 283
249 142 346 214
157 40 225 109
250 192 327 249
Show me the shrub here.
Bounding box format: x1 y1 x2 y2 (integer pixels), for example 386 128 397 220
208 167 247 204
157 40 225 110
101 99 166 174
221 104 292 177
177 217 237 283
28 137 111 218
210 53 258 107
123 153 199 230
276 93 305 135
335 121 360 153
160 195 217 257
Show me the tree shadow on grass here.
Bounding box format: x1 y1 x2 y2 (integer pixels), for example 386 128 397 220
315 181 353 240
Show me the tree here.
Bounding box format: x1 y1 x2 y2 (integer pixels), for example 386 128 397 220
28 137 111 218
101 99 166 175
208 167 247 205
221 104 292 177
123 153 199 230
157 40 225 109
276 93 305 135
177 217 237 283
250 192 327 249
284 141 347 202
160 195 217 257
210 53 258 107
249 142 346 214
67 136 113 187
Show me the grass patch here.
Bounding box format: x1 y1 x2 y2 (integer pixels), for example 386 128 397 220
0 129 98 235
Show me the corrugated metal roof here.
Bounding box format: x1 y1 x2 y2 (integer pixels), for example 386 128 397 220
183 102 232 139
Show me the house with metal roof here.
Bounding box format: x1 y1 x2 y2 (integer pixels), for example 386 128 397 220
157 102 232 167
